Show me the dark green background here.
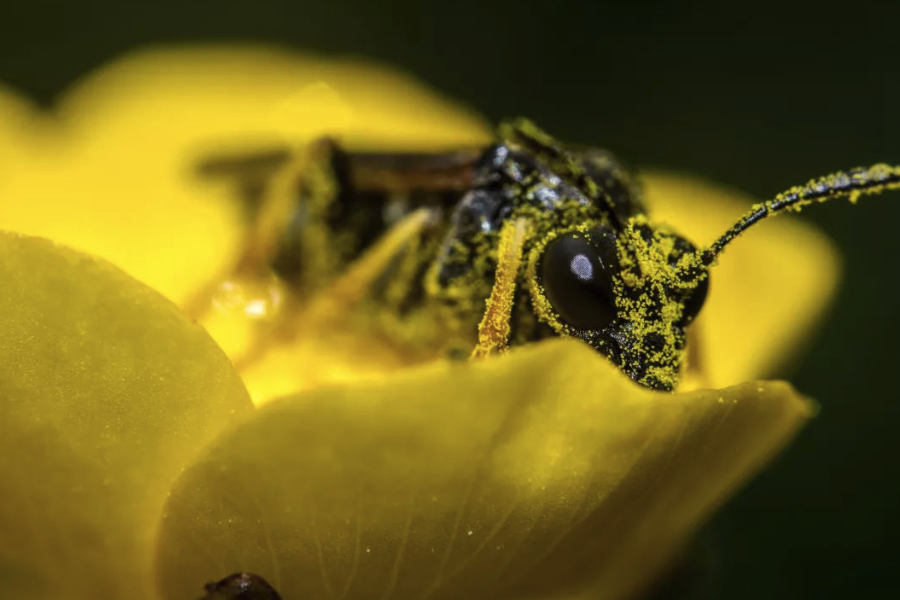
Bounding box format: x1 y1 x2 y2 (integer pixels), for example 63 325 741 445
2 2 897 598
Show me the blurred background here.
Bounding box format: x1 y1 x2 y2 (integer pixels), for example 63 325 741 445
1 1 897 598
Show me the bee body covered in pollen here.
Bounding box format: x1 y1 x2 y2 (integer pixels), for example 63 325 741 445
194 120 900 391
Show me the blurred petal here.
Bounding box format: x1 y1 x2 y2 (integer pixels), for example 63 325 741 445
57 45 489 150
0 84 45 164
642 171 841 387
0 46 489 306
0 232 253 600
155 340 811 600
239 327 414 405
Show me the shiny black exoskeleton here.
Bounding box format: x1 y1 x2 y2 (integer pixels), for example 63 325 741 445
198 572 282 600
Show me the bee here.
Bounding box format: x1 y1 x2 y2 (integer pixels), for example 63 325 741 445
193 119 900 391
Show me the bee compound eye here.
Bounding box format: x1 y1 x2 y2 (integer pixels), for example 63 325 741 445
540 233 618 331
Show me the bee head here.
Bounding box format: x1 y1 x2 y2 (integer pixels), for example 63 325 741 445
508 119 900 391
528 218 709 391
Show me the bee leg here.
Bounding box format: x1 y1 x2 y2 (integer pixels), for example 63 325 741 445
229 207 434 371
181 143 320 322
193 141 342 371
471 217 530 358
295 207 436 328
190 141 477 370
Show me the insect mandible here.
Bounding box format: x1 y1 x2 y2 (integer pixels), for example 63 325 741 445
192 119 900 391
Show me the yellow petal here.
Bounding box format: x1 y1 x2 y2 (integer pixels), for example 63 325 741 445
0 46 490 307
0 84 46 168
238 327 414 405
642 171 841 387
155 340 811 600
0 232 253 600
57 45 489 151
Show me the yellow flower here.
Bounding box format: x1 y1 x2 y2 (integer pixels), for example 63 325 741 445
0 46 838 600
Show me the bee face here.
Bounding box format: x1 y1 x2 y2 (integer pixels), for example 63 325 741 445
427 123 711 391
527 220 710 391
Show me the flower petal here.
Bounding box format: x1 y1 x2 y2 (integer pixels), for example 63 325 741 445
642 171 841 387
58 45 489 151
155 340 811 600
0 232 253 599
0 46 489 306
0 84 45 164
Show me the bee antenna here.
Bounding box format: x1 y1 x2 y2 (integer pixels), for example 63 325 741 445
701 164 900 265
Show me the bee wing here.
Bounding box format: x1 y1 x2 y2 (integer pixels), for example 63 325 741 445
194 143 482 213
